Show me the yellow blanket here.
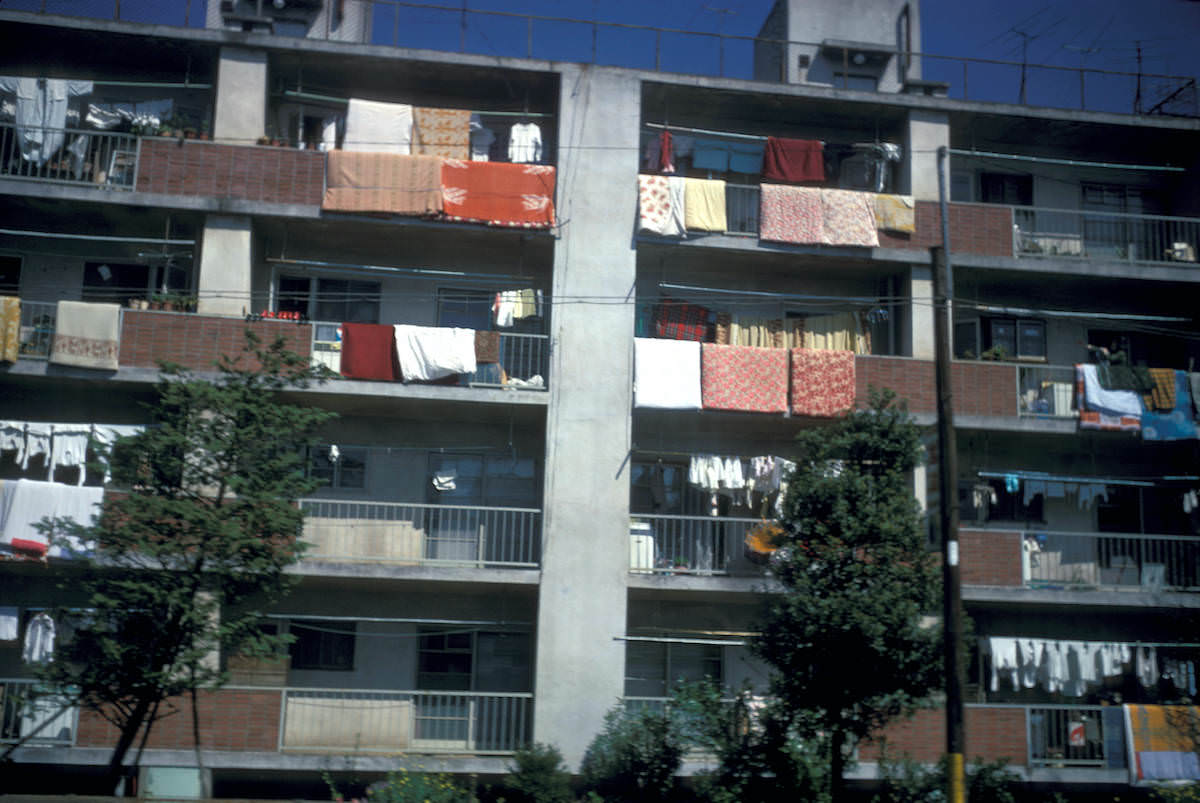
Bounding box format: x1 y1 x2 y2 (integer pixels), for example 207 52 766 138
0 296 19 363
684 178 727 232
875 194 915 234
323 152 444 215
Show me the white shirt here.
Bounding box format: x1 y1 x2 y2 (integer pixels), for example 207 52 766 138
508 122 542 163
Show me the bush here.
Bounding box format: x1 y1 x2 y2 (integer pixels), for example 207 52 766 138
873 753 1021 803
1156 784 1200 803
503 743 574 803
580 705 685 801
358 769 478 803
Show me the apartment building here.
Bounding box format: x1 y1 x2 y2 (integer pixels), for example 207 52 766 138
1 0 1198 797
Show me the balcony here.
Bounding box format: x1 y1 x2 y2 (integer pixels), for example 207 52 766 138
300 499 542 568
0 123 139 190
0 679 79 747
629 514 762 576
1017 365 1078 419
1022 531 1200 592
1015 207 1200 266
280 688 533 754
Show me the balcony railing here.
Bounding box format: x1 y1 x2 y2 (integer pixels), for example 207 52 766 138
300 499 542 568
279 688 533 754
0 123 138 189
725 183 760 236
1028 705 1108 768
629 514 763 576
1023 531 1200 592
17 300 56 359
312 324 550 391
1017 365 1077 418
0 679 78 746
1015 207 1200 266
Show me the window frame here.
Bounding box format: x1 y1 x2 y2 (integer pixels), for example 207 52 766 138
288 619 356 672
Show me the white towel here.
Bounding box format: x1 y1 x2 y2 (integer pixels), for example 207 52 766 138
50 424 91 485
344 98 412 154
0 420 25 459
22 423 51 470
0 606 18 640
634 338 701 410
22 612 55 664
0 479 102 557
49 301 121 371
988 636 1019 691
393 325 476 382
1078 363 1143 418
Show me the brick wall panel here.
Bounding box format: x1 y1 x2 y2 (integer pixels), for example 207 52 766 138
119 310 311 372
961 529 1022 586
877 202 1014 258
135 139 324 205
859 707 1027 766
76 689 282 752
856 356 1017 419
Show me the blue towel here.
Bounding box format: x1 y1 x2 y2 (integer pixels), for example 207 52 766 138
729 142 764 173
692 139 730 171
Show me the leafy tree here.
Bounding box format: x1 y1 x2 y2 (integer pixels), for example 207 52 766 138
580 704 686 801
503 742 574 803
753 389 942 802
34 333 334 793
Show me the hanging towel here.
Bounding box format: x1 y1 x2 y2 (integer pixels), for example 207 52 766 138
393 325 476 382
759 184 823 245
1077 364 1142 431
49 301 119 371
653 299 710 342
701 344 789 414
638 174 686 237
0 420 25 462
1142 370 1198 442
789 348 856 417
762 137 825 183
987 636 1019 691
323 152 444 215
874 194 916 234
820 189 879 246
412 107 470 159
22 423 51 471
634 337 701 410
49 424 91 485
0 296 19 363
441 160 556 229
474 330 501 364
23 612 55 664
0 607 17 641
692 138 731 171
344 98 412 153
339 322 398 381
507 122 542 163
658 129 675 173
0 479 102 557
729 142 765 174
683 178 727 232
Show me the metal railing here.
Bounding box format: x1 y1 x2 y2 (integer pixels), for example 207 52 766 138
0 122 139 189
300 499 542 568
0 679 79 746
279 687 533 753
9 1 1195 117
629 514 762 576
725 183 760 236
1014 207 1200 265
311 324 549 390
1028 705 1107 767
18 300 57 359
1017 365 1077 418
1023 531 1200 592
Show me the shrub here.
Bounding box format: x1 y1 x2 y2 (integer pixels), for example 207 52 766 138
580 705 685 801
503 743 574 803
359 769 478 803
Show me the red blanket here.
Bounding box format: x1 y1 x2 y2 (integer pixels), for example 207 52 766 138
763 137 824 183
340 322 397 381
441 160 556 229
701 344 788 414
790 348 855 417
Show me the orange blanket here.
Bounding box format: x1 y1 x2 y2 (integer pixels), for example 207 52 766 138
323 152 443 215
413 107 470 159
440 160 556 229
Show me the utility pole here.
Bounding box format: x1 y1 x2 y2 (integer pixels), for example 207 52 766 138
1134 41 1144 113
935 147 965 803
1015 29 1031 105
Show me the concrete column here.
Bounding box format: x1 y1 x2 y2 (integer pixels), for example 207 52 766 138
902 109 949 200
213 47 267 145
534 65 641 768
197 215 253 318
907 263 935 360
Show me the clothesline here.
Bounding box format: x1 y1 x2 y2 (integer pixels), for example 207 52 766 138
278 88 555 119
644 121 770 143
266 257 544 286
658 281 882 307
977 470 1200 488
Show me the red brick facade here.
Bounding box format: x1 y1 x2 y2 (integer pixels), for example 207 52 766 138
119 310 312 372
877 201 1015 258
858 706 1027 766
135 139 325 206
855 356 1017 417
75 688 282 752
960 529 1023 586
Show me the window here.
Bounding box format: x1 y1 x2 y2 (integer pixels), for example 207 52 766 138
832 72 879 92
289 620 355 671
82 262 150 303
979 173 1033 206
0 255 20 295
437 289 494 330
418 630 474 690
629 461 684 514
958 318 1046 361
624 640 723 697
278 275 380 323
308 445 366 489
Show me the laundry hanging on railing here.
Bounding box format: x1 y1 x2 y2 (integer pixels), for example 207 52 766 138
0 478 103 557
412 106 470 159
638 174 686 237
493 290 543 327
700 344 789 414
48 300 119 371
762 137 824 183
633 337 701 410
0 77 93 166
1141 369 1197 442
393 324 476 382
343 98 413 153
1 296 20 363
683 178 728 232
983 636 1147 697
789 348 856 418
1076 364 1142 432
0 421 141 482
759 185 879 247
322 152 444 215
441 160 556 229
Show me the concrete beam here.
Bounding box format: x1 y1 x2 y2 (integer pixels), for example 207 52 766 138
213 47 267 145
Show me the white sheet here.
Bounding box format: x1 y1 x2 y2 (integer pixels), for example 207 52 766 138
0 479 102 557
634 338 701 410
1078 363 1143 418
344 98 413 154
49 425 90 485
393 325 476 382
22 423 51 470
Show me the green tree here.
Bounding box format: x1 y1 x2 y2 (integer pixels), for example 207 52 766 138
580 704 686 801
33 333 333 794
753 389 942 802
503 742 574 803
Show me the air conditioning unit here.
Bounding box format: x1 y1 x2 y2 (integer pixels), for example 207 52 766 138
221 0 323 32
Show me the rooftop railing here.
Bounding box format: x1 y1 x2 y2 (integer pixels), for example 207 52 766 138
279 687 533 753
7 1 1195 118
1022 531 1200 592
300 499 542 568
